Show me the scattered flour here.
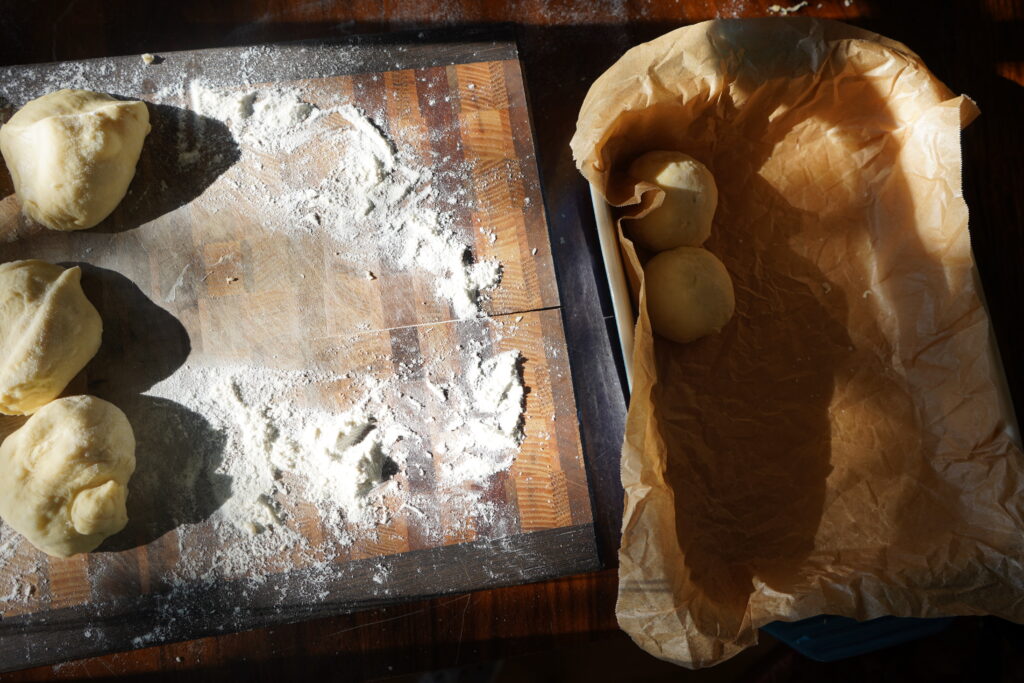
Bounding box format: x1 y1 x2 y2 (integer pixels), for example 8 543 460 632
122 342 526 583
185 85 502 319
188 82 320 153
3 56 504 318
440 351 526 481
0 524 41 604
0 47 535 641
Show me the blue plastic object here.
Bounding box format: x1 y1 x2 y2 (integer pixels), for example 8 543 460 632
761 615 955 662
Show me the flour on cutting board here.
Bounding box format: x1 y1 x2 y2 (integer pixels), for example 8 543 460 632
0 65 536 622
112 340 526 588
185 82 321 154
0 525 41 603
142 346 524 541
1 329 534 608
164 81 524 555
2 53 505 317
184 82 502 319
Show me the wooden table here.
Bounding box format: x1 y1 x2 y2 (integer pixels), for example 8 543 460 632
1 1 1022 680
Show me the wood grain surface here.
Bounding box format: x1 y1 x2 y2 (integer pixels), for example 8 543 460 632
0 0 1022 680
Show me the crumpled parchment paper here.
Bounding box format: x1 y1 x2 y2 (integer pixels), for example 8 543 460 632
571 18 1024 669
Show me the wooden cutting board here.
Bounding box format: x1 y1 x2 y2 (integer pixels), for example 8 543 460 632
0 32 597 671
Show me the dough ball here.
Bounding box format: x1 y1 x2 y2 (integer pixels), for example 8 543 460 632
0 89 151 231
645 247 735 344
0 395 135 557
0 260 102 415
626 151 718 252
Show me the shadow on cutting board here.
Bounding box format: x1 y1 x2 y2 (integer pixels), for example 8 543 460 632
90 101 241 235
68 264 233 551
98 394 231 552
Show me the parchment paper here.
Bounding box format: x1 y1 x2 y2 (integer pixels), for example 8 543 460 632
571 18 1024 668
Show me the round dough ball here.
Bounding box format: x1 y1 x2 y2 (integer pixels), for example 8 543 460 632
0 89 151 231
645 247 735 344
0 260 102 415
626 151 718 252
0 395 136 557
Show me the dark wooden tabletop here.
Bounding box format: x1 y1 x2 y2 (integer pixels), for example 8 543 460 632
1 1 1022 680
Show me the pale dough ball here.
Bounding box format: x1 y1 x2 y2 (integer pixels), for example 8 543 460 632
0 395 135 557
0 89 151 231
0 260 102 415
626 151 718 252
645 247 735 343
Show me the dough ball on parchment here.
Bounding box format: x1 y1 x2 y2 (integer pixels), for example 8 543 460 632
0 260 102 415
645 246 735 344
0 89 151 231
626 151 718 252
0 395 135 557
